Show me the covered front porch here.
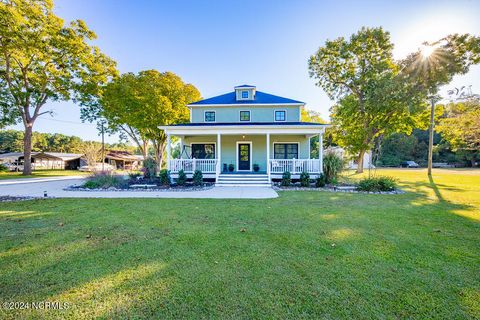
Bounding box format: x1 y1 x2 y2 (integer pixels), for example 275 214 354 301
162 124 326 181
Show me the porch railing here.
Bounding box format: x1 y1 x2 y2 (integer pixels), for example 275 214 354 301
169 159 217 173
269 159 321 174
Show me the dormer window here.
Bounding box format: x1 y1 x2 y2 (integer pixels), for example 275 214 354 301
235 85 256 101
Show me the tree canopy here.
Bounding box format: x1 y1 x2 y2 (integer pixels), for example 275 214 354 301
308 27 428 172
87 70 201 167
0 0 117 174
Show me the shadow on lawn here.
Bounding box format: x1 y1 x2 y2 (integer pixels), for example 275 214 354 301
0 185 479 319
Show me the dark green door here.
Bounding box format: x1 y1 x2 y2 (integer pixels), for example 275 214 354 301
238 143 251 171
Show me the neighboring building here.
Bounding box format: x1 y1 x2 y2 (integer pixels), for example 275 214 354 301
32 152 85 169
0 152 84 170
326 146 375 170
105 150 143 170
161 85 329 186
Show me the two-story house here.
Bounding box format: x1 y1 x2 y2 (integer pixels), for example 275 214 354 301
160 85 328 186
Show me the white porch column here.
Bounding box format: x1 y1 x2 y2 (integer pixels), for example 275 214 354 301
319 131 323 173
216 133 221 178
166 133 171 170
179 137 183 159
266 133 271 181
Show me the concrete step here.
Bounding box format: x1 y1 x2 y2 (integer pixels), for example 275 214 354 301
216 180 270 184
217 176 269 181
219 174 268 178
215 183 272 187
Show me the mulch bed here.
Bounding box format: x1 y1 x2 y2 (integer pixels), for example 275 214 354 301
65 183 215 192
272 183 404 194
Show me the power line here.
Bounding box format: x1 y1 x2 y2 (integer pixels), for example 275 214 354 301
37 116 98 127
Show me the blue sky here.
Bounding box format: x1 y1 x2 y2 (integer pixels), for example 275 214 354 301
9 0 480 143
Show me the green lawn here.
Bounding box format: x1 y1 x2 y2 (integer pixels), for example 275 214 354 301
0 169 90 180
0 169 478 319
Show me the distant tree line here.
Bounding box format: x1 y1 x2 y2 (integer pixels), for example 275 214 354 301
0 129 138 155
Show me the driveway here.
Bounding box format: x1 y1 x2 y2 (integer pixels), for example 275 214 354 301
0 176 278 199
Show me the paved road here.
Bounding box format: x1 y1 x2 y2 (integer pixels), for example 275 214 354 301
0 177 278 199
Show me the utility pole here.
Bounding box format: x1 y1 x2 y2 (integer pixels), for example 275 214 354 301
101 121 105 171
427 97 435 176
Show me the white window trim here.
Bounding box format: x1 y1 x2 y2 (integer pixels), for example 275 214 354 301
190 142 217 159
239 110 251 122
236 141 253 171
204 110 216 122
273 142 300 159
274 109 287 122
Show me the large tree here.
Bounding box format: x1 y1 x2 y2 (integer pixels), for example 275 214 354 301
92 70 201 168
308 27 427 172
0 0 117 174
400 34 480 174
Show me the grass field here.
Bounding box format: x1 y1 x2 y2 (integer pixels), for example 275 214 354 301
0 169 90 180
0 169 478 319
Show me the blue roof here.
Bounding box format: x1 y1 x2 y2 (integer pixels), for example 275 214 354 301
188 90 305 106
168 122 326 127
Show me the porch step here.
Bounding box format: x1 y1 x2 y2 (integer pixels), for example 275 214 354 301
215 174 271 187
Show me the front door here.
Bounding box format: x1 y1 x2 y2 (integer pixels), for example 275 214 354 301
238 143 251 171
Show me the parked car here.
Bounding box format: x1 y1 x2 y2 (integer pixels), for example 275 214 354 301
400 161 420 168
79 163 114 172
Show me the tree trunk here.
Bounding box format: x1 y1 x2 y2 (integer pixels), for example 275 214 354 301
154 141 165 172
427 99 435 176
356 150 365 173
142 140 149 159
23 124 33 175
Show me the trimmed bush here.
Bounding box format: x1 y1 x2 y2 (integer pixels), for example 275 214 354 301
323 152 344 184
176 169 187 186
315 173 326 188
83 172 126 189
356 176 397 192
192 169 203 186
281 171 291 186
159 169 171 186
142 157 158 179
300 171 310 187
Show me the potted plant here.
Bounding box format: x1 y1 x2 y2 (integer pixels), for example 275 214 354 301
228 163 234 172
253 163 260 172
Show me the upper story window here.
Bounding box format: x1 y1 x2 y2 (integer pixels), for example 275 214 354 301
241 91 249 99
274 110 286 122
240 110 250 121
204 111 215 122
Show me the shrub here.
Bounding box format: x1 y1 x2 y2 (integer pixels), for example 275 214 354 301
300 171 310 187
192 169 203 186
356 176 397 192
281 171 291 186
83 172 125 189
142 157 158 179
315 173 326 188
0 164 9 172
323 152 344 184
159 169 171 186
176 169 187 186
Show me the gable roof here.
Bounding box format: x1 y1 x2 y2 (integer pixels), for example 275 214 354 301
188 90 305 106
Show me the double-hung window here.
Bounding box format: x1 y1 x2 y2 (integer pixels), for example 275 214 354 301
241 91 249 99
240 110 250 121
274 110 286 121
274 143 298 159
204 111 215 122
